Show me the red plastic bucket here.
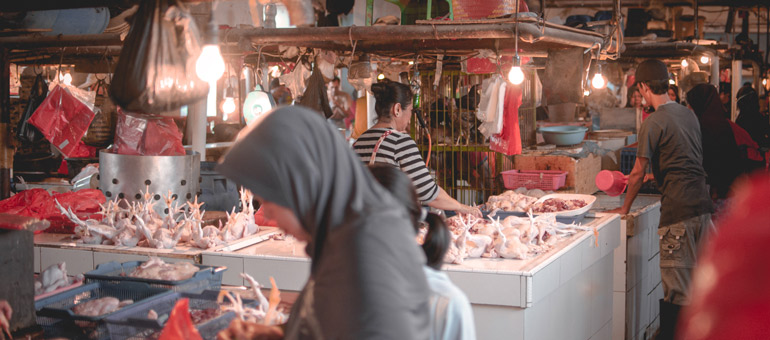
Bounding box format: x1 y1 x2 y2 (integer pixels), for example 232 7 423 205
595 170 628 196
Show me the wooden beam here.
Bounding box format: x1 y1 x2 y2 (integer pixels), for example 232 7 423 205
0 34 123 48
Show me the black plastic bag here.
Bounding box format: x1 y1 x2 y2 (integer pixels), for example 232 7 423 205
297 67 333 118
16 74 48 144
110 0 208 114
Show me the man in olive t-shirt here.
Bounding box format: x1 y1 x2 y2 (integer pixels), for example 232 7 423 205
613 60 714 340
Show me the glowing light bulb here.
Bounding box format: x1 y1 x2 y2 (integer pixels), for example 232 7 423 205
222 97 236 116
669 79 676 85
508 66 524 85
584 90 590 96
591 73 606 89
60 72 72 86
763 79 768 86
408 61 414 65
700 55 710 64
377 73 385 80
196 45 225 83
681 59 689 68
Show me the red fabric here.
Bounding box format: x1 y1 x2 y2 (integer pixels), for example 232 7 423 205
0 189 106 233
489 77 523 155
730 121 764 162
159 298 203 340
677 174 770 339
115 108 185 156
28 85 95 158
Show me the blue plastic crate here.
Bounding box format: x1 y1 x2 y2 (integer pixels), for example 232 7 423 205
84 261 226 293
34 281 172 340
620 147 637 175
105 290 259 340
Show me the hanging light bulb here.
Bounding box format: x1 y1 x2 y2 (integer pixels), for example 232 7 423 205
700 55 710 64
681 59 689 68
591 63 606 89
222 87 236 119
584 90 590 96
60 72 72 86
196 17 225 83
377 73 385 80
508 55 525 85
669 79 676 85
763 78 767 86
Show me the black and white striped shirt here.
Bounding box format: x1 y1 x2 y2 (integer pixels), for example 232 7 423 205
353 128 439 203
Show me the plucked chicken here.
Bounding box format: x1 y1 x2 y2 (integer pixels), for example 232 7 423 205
128 257 199 281
71 297 133 316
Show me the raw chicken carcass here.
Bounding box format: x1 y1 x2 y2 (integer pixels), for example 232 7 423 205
128 257 199 281
71 297 132 316
37 262 70 294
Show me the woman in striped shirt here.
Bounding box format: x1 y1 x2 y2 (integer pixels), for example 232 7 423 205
353 81 481 217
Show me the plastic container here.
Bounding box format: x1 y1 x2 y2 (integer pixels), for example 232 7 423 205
34 281 171 340
595 170 628 196
105 290 258 340
620 147 637 175
84 261 225 293
501 169 567 190
538 125 588 146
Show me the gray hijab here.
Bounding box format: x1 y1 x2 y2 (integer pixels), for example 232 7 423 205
216 106 430 340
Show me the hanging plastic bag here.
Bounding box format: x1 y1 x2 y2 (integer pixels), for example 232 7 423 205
114 108 185 156
158 298 203 340
489 81 523 156
82 79 117 147
16 73 49 144
28 83 96 158
110 0 209 114
297 67 334 118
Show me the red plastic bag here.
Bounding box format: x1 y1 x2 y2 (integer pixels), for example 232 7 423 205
489 80 523 156
254 207 278 227
114 108 185 156
28 84 95 158
0 189 105 233
159 298 203 340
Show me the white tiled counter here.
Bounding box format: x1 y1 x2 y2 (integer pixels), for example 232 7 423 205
203 213 621 340
592 194 662 340
446 213 621 340
33 228 280 274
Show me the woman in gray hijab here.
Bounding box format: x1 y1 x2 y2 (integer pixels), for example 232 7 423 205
216 106 431 339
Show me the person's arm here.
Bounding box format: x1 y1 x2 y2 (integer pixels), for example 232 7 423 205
620 156 649 215
427 187 482 217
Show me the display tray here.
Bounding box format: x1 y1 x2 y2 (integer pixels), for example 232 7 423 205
35 275 83 301
84 261 225 293
104 290 258 340
35 281 172 340
450 194 597 224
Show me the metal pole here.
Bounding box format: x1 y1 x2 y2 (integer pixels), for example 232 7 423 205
731 59 742 122
0 48 11 199
366 0 373 26
710 53 719 88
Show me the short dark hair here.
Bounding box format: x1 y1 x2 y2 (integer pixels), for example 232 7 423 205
641 79 670 95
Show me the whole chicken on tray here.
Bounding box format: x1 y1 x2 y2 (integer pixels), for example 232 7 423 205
57 187 261 250
443 212 591 264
